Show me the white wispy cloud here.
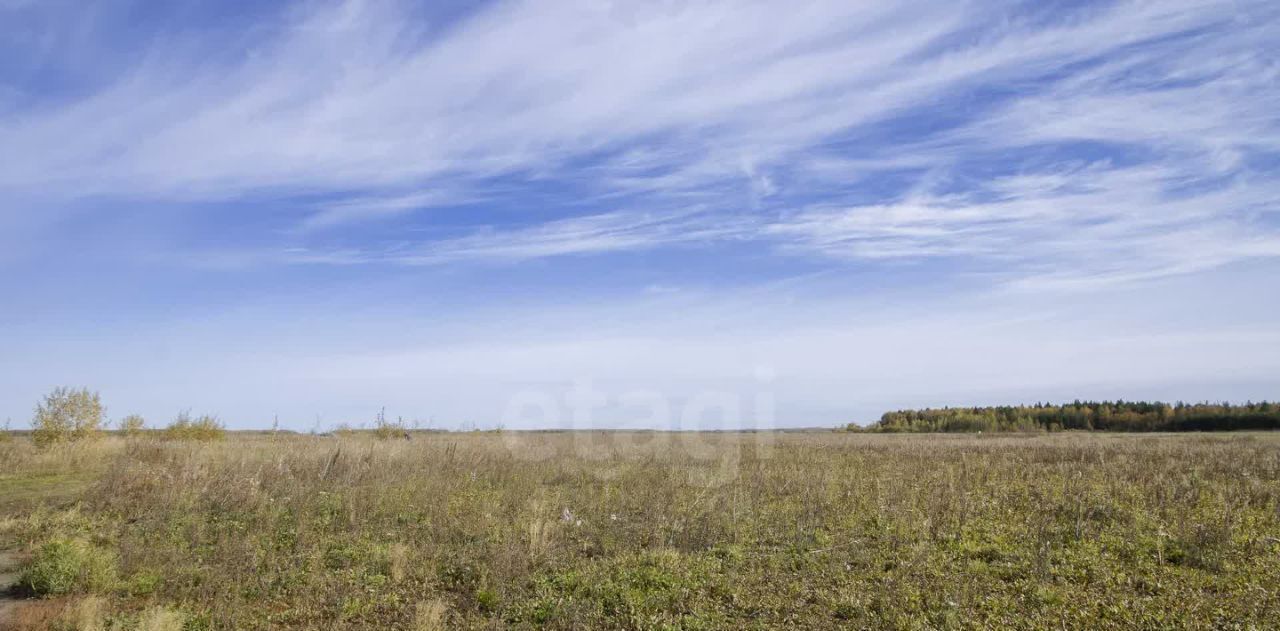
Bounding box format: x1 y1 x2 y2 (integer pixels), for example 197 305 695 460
767 161 1280 287
0 0 1277 288
0 1 956 198
318 209 748 266
0 1 1242 195
299 190 473 230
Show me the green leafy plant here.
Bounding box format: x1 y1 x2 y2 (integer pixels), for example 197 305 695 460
20 539 118 596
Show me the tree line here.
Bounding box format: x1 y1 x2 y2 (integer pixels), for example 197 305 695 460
855 401 1280 433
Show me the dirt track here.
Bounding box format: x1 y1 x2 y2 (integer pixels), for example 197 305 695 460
0 550 24 627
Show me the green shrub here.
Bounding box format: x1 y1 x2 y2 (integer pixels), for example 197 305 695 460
20 539 118 596
163 411 225 441
32 387 104 447
474 588 500 612
122 570 163 596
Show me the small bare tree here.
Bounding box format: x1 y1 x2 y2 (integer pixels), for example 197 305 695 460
32 387 104 447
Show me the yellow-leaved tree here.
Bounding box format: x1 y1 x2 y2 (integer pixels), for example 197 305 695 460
32 387 104 447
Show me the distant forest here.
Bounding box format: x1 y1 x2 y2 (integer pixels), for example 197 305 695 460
856 401 1280 433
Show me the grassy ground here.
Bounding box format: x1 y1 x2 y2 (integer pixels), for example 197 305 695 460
1 431 1279 629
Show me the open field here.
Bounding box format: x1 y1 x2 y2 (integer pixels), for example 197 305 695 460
2 431 1279 629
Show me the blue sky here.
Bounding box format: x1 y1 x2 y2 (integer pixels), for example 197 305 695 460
1 0 1278 430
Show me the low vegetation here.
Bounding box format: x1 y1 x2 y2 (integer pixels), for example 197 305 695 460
19 539 119 597
1 431 1278 629
372 408 410 441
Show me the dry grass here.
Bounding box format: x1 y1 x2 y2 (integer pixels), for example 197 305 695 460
63 595 106 631
1 431 1279 629
135 607 185 631
411 598 448 631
